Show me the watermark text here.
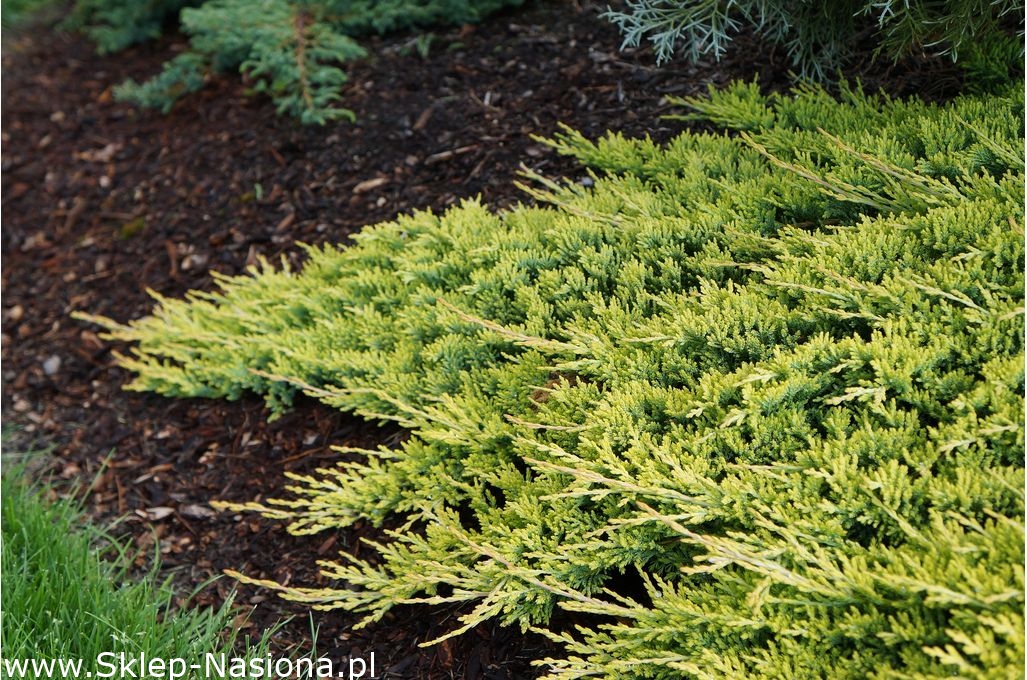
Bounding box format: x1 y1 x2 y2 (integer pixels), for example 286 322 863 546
1 652 377 679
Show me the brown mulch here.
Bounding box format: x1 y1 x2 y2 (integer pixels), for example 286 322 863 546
1 1 970 677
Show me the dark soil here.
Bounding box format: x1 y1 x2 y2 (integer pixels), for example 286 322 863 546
1 2 969 677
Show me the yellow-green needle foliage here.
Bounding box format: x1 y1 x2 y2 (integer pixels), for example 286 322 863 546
86 81 1025 678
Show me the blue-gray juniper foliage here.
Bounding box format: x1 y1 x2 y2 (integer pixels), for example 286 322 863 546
604 0 1024 81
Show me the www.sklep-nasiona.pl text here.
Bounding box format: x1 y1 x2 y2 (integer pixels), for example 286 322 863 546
1 652 378 678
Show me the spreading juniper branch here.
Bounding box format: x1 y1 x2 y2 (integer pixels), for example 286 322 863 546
85 81 1025 677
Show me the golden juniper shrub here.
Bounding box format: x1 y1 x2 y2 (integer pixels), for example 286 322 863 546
83 81 1025 678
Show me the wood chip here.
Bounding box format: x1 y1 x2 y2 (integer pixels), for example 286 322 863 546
424 145 479 165
352 177 389 194
139 506 175 521
412 105 435 131
316 534 338 555
267 145 286 167
165 240 179 278
276 212 296 231
180 504 217 519
74 142 121 163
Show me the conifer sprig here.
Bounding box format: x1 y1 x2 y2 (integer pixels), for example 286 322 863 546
75 0 525 123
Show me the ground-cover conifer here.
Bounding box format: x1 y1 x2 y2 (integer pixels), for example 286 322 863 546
83 81 1025 678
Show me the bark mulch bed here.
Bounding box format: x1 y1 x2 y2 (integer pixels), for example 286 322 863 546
2 2 967 677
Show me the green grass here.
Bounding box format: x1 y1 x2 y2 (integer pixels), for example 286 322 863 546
0 462 277 675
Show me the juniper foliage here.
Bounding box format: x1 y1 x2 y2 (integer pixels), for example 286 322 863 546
604 0 1025 81
85 82 1025 678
